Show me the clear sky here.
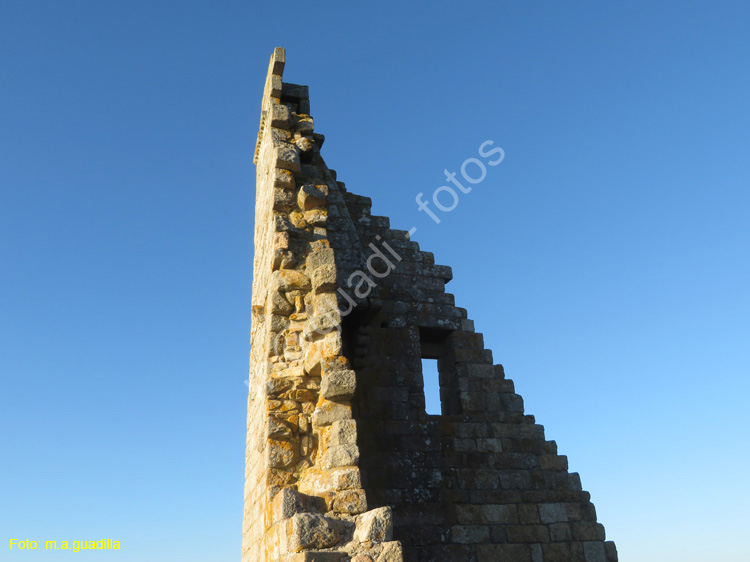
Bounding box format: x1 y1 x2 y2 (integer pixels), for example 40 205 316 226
1 1 748 561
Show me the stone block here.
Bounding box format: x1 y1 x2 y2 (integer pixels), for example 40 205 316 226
539 503 568 524
498 393 525 413
271 269 311 292
273 140 300 173
302 340 327 377
375 541 403 562
282 82 309 99
269 74 282 97
604 541 618 562
476 544 532 562
476 438 502 453
354 506 393 543
298 184 327 210
271 487 305 523
289 513 340 552
268 417 293 439
270 47 285 75
266 378 293 398
269 292 294 316
506 525 550 543
307 247 335 269
327 419 357 448
273 186 296 210
295 137 316 153
481 504 518 524
296 116 314 134
332 488 367 514
572 522 606 541
312 265 337 293
451 525 490 544
540 454 568 471
529 544 544 562
568 472 583 491
320 444 359 468
273 168 296 189
320 370 356 400
583 541 607 562
268 468 296 489
518 503 540 524
549 523 572 542
271 104 292 129
542 543 586 562
268 439 298 468
312 400 351 427
499 470 531 490
298 467 361 496
457 468 498 490
269 126 292 142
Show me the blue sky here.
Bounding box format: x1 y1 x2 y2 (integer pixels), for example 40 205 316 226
1 1 748 561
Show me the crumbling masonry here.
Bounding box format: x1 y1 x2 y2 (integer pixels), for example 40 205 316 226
244 48 618 562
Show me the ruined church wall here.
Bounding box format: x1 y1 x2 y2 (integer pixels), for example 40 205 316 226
245 47 617 562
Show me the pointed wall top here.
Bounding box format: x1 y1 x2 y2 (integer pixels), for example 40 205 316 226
270 46 285 77
254 47 287 165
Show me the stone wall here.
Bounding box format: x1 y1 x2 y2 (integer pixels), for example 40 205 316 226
243 47 403 562
244 47 617 562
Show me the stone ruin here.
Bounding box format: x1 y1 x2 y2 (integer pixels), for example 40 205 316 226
243 47 618 562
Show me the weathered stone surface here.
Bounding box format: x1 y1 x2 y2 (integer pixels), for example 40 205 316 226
298 184 327 210
296 117 314 134
298 466 361 496
273 168 295 189
273 140 300 173
271 104 292 129
303 335 343 376
269 74 282 98
320 444 359 469
272 487 305 523
271 269 311 292
270 46 285 74
312 399 351 427
289 513 340 551
269 439 298 468
274 187 296 210
312 264 337 293
539 503 569 524
320 370 356 400
268 417 293 439
306 247 335 270
332 488 367 514
376 542 403 562
549 522 572 542
266 377 293 397
295 136 317 153
354 506 393 544
327 420 357 448
269 291 294 315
